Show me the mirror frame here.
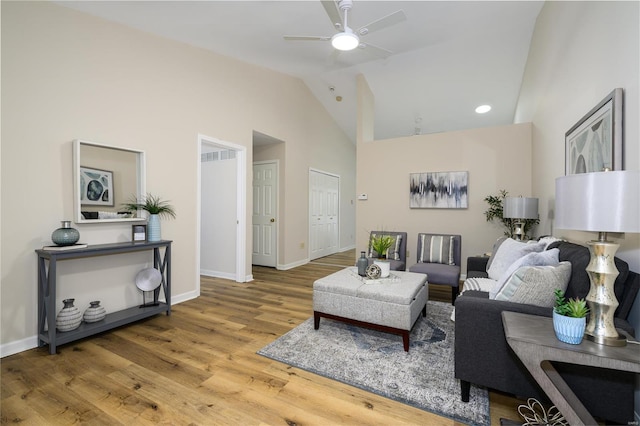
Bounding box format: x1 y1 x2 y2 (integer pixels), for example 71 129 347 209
73 139 146 224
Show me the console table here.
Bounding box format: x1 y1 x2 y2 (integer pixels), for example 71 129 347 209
36 240 172 355
502 311 640 425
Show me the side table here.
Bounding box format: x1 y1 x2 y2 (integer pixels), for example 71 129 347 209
502 311 639 426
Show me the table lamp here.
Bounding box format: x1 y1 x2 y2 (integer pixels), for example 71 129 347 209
503 196 539 240
555 170 640 346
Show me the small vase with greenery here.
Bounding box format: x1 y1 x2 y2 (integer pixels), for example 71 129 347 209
484 189 539 239
370 234 394 259
122 194 176 242
122 194 176 219
553 289 589 344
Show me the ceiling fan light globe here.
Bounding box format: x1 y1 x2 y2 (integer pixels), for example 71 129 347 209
331 32 359 51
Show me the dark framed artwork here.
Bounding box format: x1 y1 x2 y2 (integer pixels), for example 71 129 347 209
80 166 114 206
565 88 623 175
410 171 468 209
132 224 147 242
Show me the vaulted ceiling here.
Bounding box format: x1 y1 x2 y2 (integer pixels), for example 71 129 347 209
57 1 544 143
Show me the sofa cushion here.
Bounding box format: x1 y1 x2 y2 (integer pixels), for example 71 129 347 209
495 261 572 307
418 234 454 265
489 248 560 299
487 238 547 280
485 237 507 271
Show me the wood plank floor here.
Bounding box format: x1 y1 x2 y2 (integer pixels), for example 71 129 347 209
1 250 525 425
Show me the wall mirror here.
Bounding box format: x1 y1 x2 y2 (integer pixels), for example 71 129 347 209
73 139 146 223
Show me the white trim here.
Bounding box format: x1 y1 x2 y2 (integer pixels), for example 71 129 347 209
197 134 247 284
200 270 237 281
278 258 310 270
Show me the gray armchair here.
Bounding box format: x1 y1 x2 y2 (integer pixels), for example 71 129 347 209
366 231 407 271
409 233 461 304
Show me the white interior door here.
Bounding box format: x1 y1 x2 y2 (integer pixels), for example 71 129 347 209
309 169 339 260
252 161 277 267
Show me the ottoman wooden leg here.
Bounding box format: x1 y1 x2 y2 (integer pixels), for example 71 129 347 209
402 331 410 352
313 311 320 329
421 303 427 317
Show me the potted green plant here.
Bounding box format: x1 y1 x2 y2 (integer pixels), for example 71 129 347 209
484 189 539 239
370 233 394 278
122 194 176 242
553 289 589 345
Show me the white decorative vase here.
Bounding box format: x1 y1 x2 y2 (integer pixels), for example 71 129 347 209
553 310 586 345
147 214 161 242
83 301 106 323
56 299 82 332
374 259 391 278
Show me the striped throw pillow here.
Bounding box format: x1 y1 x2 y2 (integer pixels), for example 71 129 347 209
418 235 455 265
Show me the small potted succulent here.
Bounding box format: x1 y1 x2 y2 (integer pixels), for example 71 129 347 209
370 233 394 278
553 289 589 344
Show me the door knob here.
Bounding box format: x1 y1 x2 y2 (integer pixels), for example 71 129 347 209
270 218 275 222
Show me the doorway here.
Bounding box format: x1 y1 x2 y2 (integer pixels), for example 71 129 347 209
197 134 247 286
252 161 278 267
309 169 340 260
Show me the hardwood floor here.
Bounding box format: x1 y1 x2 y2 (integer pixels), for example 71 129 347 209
1 250 524 425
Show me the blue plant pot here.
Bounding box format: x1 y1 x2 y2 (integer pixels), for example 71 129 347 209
147 214 161 242
553 310 586 345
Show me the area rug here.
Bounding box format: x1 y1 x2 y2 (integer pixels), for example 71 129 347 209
257 301 490 425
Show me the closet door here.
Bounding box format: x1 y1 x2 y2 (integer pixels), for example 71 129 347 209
309 170 339 260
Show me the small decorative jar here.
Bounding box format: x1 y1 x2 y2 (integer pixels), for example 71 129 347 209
56 298 82 332
51 220 80 246
83 301 106 323
357 251 368 276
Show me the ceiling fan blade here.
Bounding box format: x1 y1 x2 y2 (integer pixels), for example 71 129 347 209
283 35 331 41
356 10 406 36
321 0 343 30
359 42 393 59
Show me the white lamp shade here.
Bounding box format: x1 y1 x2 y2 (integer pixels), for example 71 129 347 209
555 170 640 233
503 197 539 219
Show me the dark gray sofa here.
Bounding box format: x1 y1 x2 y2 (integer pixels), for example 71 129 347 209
454 240 639 425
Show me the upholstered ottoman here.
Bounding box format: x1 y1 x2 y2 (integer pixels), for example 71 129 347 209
313 267 428 351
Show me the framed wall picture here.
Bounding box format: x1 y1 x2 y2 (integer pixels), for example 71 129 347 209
565 88 623 175
132 224 147 242
80 166 114 206
409 171 468 209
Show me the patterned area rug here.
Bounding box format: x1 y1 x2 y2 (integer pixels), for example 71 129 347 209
258 301 490 425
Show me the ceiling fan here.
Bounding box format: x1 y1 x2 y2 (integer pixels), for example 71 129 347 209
283 0 406 59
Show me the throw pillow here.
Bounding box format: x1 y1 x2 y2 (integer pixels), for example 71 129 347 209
418 234 454 265
368 233 402 261
489 248 560 299
486 238 547 280
495 261 572 307
485 237 507 271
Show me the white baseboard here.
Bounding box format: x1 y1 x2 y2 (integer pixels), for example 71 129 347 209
0 290 197 358
278 258 309 270
340 245 355 251
200 269 236 281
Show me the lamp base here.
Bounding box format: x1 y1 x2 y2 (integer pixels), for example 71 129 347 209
585 332 627 346
585 240 626 347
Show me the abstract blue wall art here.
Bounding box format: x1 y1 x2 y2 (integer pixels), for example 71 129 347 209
410 171 468 209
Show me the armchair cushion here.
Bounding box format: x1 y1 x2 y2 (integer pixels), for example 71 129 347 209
417 234 454 265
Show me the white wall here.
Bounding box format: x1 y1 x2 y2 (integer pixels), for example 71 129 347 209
200 155 237 279
0 1 355 355
514 0 640 416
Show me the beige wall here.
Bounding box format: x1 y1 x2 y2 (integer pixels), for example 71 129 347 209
514 1 640 413
356 122 533 273
0 1 355 354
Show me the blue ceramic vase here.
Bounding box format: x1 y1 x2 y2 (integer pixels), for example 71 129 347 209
51 220 80 246
147 214 161 242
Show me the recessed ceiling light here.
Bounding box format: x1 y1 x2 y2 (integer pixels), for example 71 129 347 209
475 105 492 114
